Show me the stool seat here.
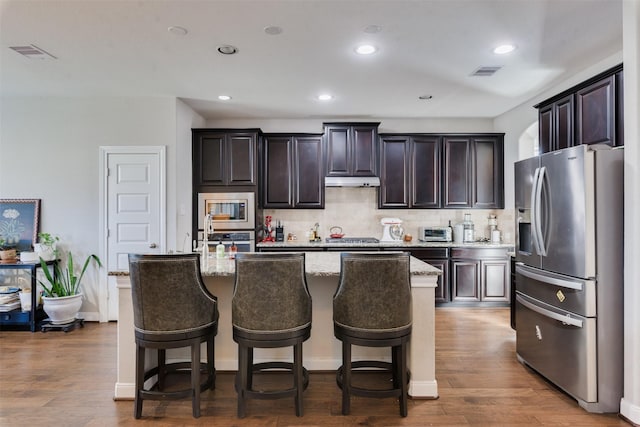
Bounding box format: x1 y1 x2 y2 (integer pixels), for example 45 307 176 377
333 252 412 417
128 253 218 419
232 253 312 418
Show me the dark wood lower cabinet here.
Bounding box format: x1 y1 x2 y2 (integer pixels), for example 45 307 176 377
451 259 481 302
450 248 510 305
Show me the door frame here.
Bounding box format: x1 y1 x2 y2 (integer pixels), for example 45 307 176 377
98 146 166 322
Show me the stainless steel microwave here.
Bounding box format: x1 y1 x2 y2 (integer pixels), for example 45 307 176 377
418 226 452 242
197 192 255 232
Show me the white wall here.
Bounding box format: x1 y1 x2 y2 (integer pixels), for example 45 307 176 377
0 96 177 318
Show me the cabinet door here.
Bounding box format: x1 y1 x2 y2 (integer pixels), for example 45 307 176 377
554 95 574 151
425 258 450 303
412 136 441 208
294 136 324 208
538 105 553 154
325 125 350 176
263 136 293 208
615 70 624 147
451 259 480 301
481 259 509 302
352 125 378 176
227 133 257 186
443 137 471 208
576 76 614 146
472 136 504 209
194 132 225 186
379 136 409 208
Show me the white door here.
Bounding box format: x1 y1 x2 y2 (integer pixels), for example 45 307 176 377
100 147 165 321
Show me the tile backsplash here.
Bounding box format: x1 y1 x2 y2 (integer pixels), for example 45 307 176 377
263 187 515 243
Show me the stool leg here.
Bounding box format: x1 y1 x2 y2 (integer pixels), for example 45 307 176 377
399 342 408 417
294 342 304 416
192 341 201 418
247 347 254 390
237 343 248 418
158 349 166 390
207 336 216 390
134 344 145 419
392 346 400 390
341 340 352 415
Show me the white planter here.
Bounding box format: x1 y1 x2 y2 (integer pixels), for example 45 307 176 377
42 293 83 324
34 244 56 261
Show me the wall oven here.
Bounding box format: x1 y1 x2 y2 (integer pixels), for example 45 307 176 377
207 231 255 253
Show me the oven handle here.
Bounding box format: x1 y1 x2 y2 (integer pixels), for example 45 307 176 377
516 264 584 291
516 294 583 328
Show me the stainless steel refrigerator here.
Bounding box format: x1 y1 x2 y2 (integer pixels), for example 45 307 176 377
514 144 624 413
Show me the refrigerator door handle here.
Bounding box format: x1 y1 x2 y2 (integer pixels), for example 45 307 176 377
530 167 542 255
516 265 584 291
534 166 547 256
516 294 583 328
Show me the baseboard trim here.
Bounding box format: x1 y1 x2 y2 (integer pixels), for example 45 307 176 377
621 398 640 425
114 382 135 400
409 379 439 399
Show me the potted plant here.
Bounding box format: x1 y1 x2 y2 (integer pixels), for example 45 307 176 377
0 237 17 261
38 251 102 324
34 232 59 261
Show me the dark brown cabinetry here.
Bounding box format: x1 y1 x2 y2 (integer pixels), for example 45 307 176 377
324 123 379 177
262 134 324 209
443 135 504 209
379 135 440 208
409 248 449 303
450 247 510 304
536 64 623 154
192 129 258 187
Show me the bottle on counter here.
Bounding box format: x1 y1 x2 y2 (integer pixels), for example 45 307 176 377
463 213 475 243
216 241 225 259
447 220 453 242
229 241 237 259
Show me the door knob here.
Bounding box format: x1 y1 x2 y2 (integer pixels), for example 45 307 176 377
149 243 157 248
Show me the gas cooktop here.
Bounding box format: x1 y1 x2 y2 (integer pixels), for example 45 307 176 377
324 237 380 244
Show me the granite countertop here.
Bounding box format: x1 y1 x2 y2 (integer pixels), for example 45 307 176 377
256 240 514 249
199 251 440 277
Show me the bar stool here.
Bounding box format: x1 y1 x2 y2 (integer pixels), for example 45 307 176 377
128 253 219 419
232 252 312 418
333 252 412 417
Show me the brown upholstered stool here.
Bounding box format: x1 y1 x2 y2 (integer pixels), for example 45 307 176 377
232 252 312 418
333 252 412 417
128 253 218 419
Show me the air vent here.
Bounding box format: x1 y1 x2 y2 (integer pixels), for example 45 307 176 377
470 66 501 77
9 45 56 59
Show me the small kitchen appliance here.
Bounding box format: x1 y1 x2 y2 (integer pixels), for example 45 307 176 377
380 218 404 242
418 226 452 242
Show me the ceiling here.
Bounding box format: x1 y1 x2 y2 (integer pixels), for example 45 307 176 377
0 0 622 120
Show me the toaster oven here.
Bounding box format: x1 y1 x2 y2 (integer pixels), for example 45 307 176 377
418 226 452 242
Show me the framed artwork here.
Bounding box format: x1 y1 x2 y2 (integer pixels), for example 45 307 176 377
0 199 41 252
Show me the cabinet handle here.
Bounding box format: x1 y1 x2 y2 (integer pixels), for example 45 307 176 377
149 243 157 249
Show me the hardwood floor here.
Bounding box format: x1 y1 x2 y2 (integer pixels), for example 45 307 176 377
0 308 629 426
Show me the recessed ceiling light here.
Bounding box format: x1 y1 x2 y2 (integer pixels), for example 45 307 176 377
217 45 238 55
264 25 283 35
218 95 232 101
317 94 333 101
355 44 377 55
167 26 188 36
493 44 516 54
418 95 433 100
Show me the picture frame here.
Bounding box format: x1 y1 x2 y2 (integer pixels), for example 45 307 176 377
0 199 41 252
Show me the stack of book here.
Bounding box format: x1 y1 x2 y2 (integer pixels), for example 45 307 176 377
0 287 21 311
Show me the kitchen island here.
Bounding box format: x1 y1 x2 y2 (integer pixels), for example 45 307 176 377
115 251 440 400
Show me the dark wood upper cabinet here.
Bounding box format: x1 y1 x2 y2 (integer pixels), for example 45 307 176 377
262 134 324 209
536 64 623 154
443 137 471 208
472 136 504 209
576 75 614 146
324 123 379 177
412 136 441 208
192 129 258 187
379 136 410 208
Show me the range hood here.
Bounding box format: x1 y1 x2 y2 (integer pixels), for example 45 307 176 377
324 176 380 187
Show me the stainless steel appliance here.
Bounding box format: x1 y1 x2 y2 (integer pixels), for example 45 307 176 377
207 231 255 253
197 192 255 233
418 226 452 242
514 144 623 413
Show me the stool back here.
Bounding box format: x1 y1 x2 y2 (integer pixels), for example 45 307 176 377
233 253 311 333
334 252 412 330
128 253 218 334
